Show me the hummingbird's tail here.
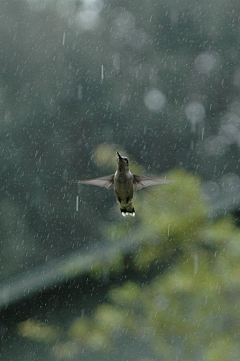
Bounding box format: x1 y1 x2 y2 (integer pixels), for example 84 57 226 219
121 208 135 217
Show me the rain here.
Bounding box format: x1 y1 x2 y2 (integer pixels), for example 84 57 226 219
1 0 240 360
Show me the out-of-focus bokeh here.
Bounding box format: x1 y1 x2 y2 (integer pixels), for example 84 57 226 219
1 0 240 360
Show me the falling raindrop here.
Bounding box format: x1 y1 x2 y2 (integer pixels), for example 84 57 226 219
76 196 79 212
62 32 66 46
167 224 170 237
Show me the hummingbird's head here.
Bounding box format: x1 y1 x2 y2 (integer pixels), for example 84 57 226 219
116 151 129 172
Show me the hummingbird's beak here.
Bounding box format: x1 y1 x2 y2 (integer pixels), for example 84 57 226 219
116 151 122 159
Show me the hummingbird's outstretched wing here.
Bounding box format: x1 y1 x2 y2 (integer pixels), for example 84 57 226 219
133 174 171 190
76 175 115 189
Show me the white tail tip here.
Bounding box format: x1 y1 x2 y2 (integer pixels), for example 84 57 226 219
121 212 135 217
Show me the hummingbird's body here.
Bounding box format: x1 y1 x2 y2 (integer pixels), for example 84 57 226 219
114 164 135 216
76 151 170 217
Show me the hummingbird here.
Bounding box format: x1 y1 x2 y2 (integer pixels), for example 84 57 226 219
76 151 171 217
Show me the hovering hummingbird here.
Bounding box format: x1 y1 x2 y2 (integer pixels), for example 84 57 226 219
76 151 171 217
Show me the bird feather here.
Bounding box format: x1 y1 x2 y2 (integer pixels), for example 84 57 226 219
133 174 171 190
76 175 114 189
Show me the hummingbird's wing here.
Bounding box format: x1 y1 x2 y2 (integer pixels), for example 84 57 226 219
75 175 115 189
133 174 171 190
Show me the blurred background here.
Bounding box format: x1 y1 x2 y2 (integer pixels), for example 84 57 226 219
1 0 240 360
